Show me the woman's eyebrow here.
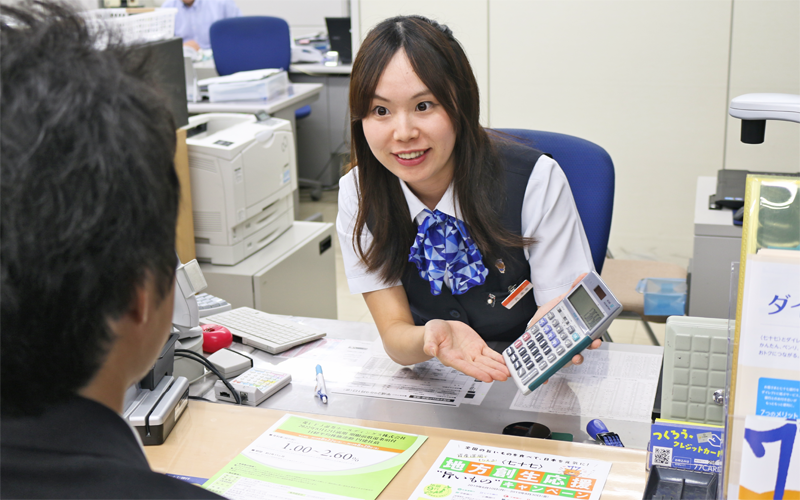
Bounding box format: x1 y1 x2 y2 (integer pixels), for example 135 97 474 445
372 89 434 103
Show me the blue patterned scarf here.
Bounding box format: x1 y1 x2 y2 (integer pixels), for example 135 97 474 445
408 209 488 295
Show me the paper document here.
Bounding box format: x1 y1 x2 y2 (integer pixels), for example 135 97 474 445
509 346 662 422
410 440 611 500
329 340 484 406
198 68 281 87
203 414 426 500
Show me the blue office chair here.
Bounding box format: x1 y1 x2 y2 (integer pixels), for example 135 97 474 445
495 129 614 274
497 129 681 346
209 16 312 120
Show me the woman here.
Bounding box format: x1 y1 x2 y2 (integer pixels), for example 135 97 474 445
336 15 600 383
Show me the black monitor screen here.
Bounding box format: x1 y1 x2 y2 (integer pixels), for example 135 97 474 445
325 17 352 64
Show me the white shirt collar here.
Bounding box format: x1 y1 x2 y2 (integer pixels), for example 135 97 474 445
398 179 462 225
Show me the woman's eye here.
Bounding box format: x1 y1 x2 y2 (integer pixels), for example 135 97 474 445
416 101 432 112
374 106 388 116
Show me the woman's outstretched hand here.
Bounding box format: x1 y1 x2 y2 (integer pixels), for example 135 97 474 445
423 319 510 383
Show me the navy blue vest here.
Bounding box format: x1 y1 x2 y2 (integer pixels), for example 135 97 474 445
402 141 544 341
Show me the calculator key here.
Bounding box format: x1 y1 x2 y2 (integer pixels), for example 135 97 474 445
522 332 531 341
525 361 535 371
538 361 548 370
552 320 560 327
572 332 581 341
543 325 553 334
555 325 563 333
514 340 523 349
558 333 568 340
538 318 547 327
565 339 573 348
543 346 552 356
547 354 556 363
523 369 539 384
505 347 515 356
547 312 555 320
547 332 557 342
551 338 560 348
513 360 522 371
522 356 531 366
526 340 535 350
567 325 575 334
534 333 545 342
556 346 565 355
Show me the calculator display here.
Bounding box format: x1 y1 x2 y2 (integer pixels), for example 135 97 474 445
568 285 604 330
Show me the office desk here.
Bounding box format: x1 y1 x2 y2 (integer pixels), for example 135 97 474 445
145 402 648 499
190 317 661 451
187 83 323 213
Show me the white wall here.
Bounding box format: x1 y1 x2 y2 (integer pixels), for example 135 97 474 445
357 0 800 268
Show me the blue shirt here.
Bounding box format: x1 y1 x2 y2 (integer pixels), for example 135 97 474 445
162 0 242 50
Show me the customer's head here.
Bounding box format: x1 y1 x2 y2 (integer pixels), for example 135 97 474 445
1 1 180 416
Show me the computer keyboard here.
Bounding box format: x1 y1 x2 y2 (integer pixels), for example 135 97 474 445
201 307 326 354
196 292 232 317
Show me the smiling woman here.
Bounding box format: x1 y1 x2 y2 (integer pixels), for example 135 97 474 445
336 15 599 383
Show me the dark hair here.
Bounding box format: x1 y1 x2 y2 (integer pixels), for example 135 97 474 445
0 1 180 416
347 15 531 283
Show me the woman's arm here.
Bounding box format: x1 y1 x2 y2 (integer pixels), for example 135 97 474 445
364 286 510 382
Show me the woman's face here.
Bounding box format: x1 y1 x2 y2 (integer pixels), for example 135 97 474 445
361 49 456 201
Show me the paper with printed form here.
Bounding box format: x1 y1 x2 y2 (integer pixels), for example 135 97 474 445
509 345 662 422
327 339 489 407
410 440 611 500
203 414 426 500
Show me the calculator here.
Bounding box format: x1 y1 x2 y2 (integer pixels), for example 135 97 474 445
214 367 292 406
503 271 621 395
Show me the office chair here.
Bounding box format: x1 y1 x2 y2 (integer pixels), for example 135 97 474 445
210 17 319 194
495 129 682 345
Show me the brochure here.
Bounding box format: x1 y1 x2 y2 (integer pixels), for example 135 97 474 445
203 414 427 500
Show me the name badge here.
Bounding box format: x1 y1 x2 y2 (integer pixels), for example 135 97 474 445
502 280 533 309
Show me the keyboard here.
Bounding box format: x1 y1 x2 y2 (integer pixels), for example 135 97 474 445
195 292 232 318
201 307 326 354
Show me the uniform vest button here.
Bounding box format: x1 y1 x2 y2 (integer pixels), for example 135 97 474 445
449 310 461 319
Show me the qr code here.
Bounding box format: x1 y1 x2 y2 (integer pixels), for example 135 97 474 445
652 446 672 466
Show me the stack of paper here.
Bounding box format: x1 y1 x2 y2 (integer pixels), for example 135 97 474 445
198 69 289 102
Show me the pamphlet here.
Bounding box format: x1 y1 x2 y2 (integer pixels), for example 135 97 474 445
409 440 611 500
203 414 427 500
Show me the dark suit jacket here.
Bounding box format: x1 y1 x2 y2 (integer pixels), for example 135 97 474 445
1 395 223 499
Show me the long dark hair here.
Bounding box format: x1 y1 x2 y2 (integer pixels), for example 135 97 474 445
348 15 531 284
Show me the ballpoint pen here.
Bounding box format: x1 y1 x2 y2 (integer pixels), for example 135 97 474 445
315 364 328 404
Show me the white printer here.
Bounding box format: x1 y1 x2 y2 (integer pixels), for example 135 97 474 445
186 113 296 265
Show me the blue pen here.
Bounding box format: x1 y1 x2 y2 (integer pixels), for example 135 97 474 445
315 364 328 403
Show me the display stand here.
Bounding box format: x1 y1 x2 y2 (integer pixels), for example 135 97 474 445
724 175 800 499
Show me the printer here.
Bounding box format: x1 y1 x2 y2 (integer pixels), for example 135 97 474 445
186 113 296 265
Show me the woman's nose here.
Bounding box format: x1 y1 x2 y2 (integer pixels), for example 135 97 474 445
393 113 419 142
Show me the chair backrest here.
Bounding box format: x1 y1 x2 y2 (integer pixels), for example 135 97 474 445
495 129 614 274
210 16 291 76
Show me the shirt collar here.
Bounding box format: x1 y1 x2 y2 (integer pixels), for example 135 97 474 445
398 179 461 225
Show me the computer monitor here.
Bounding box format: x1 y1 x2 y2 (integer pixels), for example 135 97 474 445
325 17 352 64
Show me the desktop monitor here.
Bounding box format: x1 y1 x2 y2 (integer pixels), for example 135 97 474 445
325 17 351 64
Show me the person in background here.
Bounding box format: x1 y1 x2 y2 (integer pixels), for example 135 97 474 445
0 2 222 497
161 0 241 51
337 15 601 384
